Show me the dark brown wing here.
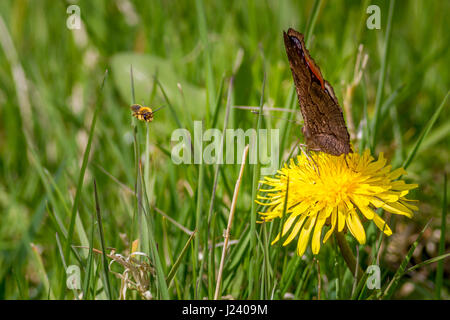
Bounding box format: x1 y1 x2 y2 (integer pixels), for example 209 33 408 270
283 28 351 155
130 104 142 112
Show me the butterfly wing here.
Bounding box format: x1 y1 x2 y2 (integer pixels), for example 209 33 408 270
283 28 351 155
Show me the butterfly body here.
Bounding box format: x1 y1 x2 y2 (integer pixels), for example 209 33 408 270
283 28 351 156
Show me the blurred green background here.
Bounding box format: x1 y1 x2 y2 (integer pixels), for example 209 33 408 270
0 0 448 300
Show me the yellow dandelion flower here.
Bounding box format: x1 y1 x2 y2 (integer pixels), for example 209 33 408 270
256 149 418 256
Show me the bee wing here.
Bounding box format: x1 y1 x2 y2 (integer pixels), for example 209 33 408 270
130 104 141 112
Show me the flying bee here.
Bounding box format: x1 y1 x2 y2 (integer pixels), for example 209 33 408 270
130 104 165 122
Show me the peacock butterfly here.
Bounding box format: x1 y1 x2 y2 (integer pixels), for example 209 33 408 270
283 28 352 156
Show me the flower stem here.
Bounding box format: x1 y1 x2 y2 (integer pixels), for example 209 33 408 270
335 232 363 282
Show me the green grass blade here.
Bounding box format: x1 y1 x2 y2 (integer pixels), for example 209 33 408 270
248 72 266 296
370 0 395 151
408 253 450 274
211 74 225 128
167 230 197 285
30 243 55 299
435 173 447 299
194 155 204 299
130 65 135 104
139 168 171 300
154 77 184 129
382 220 431 299
195 0 215 124
402 92 449 169
82 211 96 300
93 180 113 300
200 76 234 298
61 70 108 299
304 0 322 47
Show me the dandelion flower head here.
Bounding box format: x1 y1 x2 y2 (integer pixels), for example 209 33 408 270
256 150 418 256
